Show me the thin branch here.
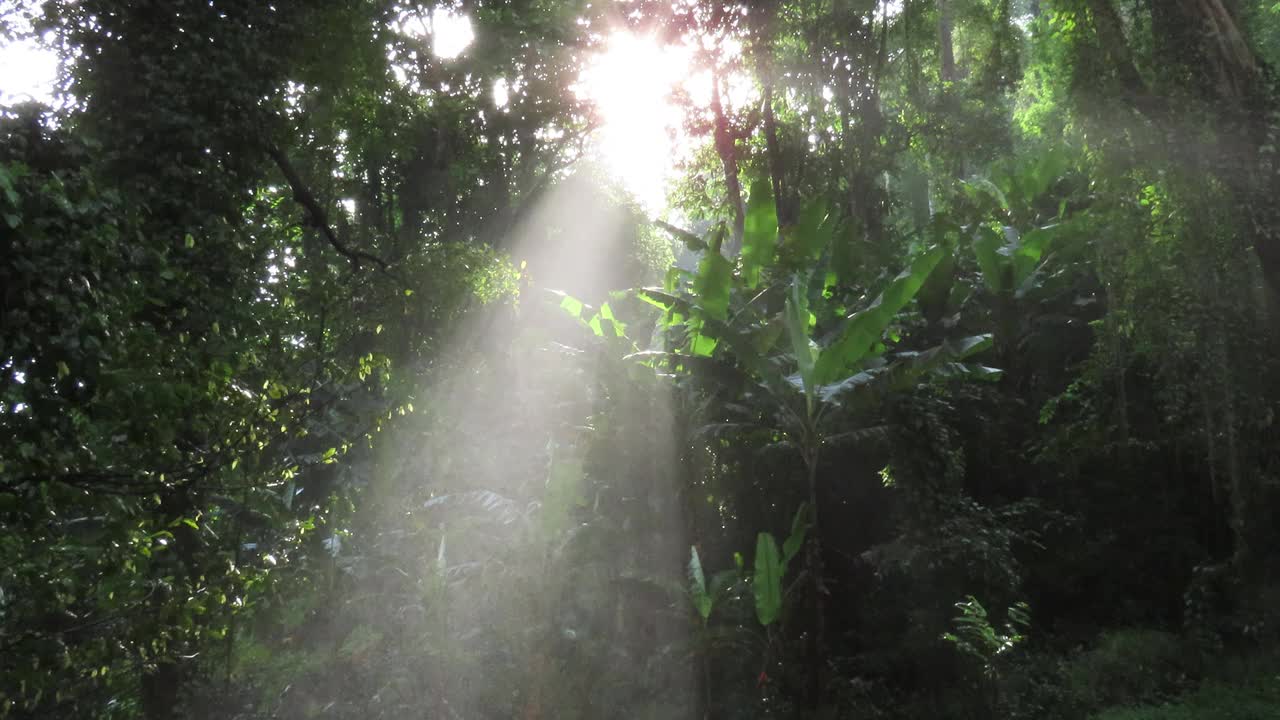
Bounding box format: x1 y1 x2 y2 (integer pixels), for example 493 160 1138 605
266 144 392 270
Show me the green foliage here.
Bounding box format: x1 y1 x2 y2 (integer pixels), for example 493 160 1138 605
1064 629 1196 710
1091 656 1280 720
5 1 1280 719
942 596 1031 677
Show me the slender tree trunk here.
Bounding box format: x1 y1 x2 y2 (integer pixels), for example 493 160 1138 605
141 660 184 720
939 0 957 83
803 442 826 709
761 77 788 226
711 68 746 255
751 0 790 227
702 644 713 720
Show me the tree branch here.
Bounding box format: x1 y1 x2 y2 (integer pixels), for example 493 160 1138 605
653 219 706 250
266 145 392 270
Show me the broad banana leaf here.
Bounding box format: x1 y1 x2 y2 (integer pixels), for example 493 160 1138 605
812 246 947 384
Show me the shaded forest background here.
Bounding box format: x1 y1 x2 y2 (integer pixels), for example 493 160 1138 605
3 0 1280 718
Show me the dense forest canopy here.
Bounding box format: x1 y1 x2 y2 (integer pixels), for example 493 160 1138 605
2 0 1280 718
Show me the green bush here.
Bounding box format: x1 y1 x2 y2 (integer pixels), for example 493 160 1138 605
1093 680 1280 720
998 651 1087 720
1064 629 1195 710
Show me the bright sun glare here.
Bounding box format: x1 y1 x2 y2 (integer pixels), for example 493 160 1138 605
575 33 691 212
574 32 757 213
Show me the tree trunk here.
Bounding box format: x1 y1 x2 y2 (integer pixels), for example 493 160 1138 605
939 0 957 83
1179 0 1261 100
141 660 184 720
1085 0 1274 576
803 445 826 709
751 0 791 227
711 68 746 255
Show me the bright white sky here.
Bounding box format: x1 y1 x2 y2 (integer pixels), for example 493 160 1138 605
0 33 58 106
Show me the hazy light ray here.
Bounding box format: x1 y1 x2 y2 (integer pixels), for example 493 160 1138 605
402 169 693 715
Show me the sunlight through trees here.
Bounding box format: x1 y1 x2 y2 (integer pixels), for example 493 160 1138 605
3 1 1280 718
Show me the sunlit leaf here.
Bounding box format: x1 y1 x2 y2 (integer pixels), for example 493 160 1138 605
693 250 733 322
784 277 818 407
688 546 712 621
742 179 778 288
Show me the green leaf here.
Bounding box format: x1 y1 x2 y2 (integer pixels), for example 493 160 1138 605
693 250 733 322
820 334 998 405
973 225 1007 292
782 504 810 570
689 332 719 357
789 201 833 261
882 334 999 391
688 547 712 621
741 178 778 288
637 288 675 312
784 278 818 407
554 291 585 319
1012 225 1056 287
917 248 956 324
597 302 626 338
813 246 946 384
964 177 1009 210
0 166 19 206
753 532 784 626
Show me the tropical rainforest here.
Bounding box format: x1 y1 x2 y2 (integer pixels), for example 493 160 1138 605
3 0 1280 718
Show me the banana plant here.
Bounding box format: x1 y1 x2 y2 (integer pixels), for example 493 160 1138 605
684 503 807 712
685 504 808 632
636 194 999 670
752 503 810 628
937 145 1092 367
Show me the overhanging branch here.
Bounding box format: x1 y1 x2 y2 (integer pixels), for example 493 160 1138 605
266 144 391 270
